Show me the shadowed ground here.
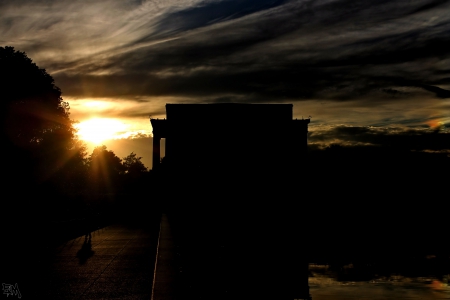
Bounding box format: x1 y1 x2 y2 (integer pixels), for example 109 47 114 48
4 216 160 299
151 211 310 300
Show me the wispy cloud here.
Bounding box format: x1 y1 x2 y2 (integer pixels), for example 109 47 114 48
2 0 450 145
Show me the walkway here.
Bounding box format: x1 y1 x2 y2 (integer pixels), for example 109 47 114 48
6 223 159 299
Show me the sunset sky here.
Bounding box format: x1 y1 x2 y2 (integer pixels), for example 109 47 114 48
2 0 449 168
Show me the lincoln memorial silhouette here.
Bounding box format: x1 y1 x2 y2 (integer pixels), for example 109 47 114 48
150 103 311 300
151 103 309 170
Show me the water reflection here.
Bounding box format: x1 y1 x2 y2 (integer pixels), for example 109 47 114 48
309 264 450 299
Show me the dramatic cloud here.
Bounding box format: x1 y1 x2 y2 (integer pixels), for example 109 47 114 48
309 124 450 151
3 0 449 101
2 0 450 167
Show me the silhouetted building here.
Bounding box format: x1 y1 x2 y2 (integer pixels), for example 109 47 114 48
150 103 311 300
151 103 309 171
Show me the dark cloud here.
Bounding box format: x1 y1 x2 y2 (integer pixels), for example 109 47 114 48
407 0 450 15
55 67 450 102
3 0 450 146
38 0 449 103
309 125 450 151
154 0 287 35
420 84 450 98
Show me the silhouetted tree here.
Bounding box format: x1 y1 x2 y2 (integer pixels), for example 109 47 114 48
0 46 87 199
122 152 147 175
1 46 90 249
1 47 70 147
120 152 150 198
88 145 124 193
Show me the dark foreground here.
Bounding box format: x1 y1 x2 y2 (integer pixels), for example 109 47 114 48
2 214 450 300
3 211 160 300
3 201 449 300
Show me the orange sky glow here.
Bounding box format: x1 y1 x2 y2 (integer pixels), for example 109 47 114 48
67 97 449 170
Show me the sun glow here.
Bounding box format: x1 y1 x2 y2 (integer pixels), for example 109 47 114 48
75 118 128 144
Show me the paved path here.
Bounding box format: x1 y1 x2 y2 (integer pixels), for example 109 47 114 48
5 223 159 299
4 212 310 300
151 214 178 300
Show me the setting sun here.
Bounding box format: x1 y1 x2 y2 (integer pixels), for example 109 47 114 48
75 118 128 144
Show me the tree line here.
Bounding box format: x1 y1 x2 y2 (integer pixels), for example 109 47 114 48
1 46 150 192
1 46 153 234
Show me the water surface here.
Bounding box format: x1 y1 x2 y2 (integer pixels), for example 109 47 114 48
309 264 450 299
